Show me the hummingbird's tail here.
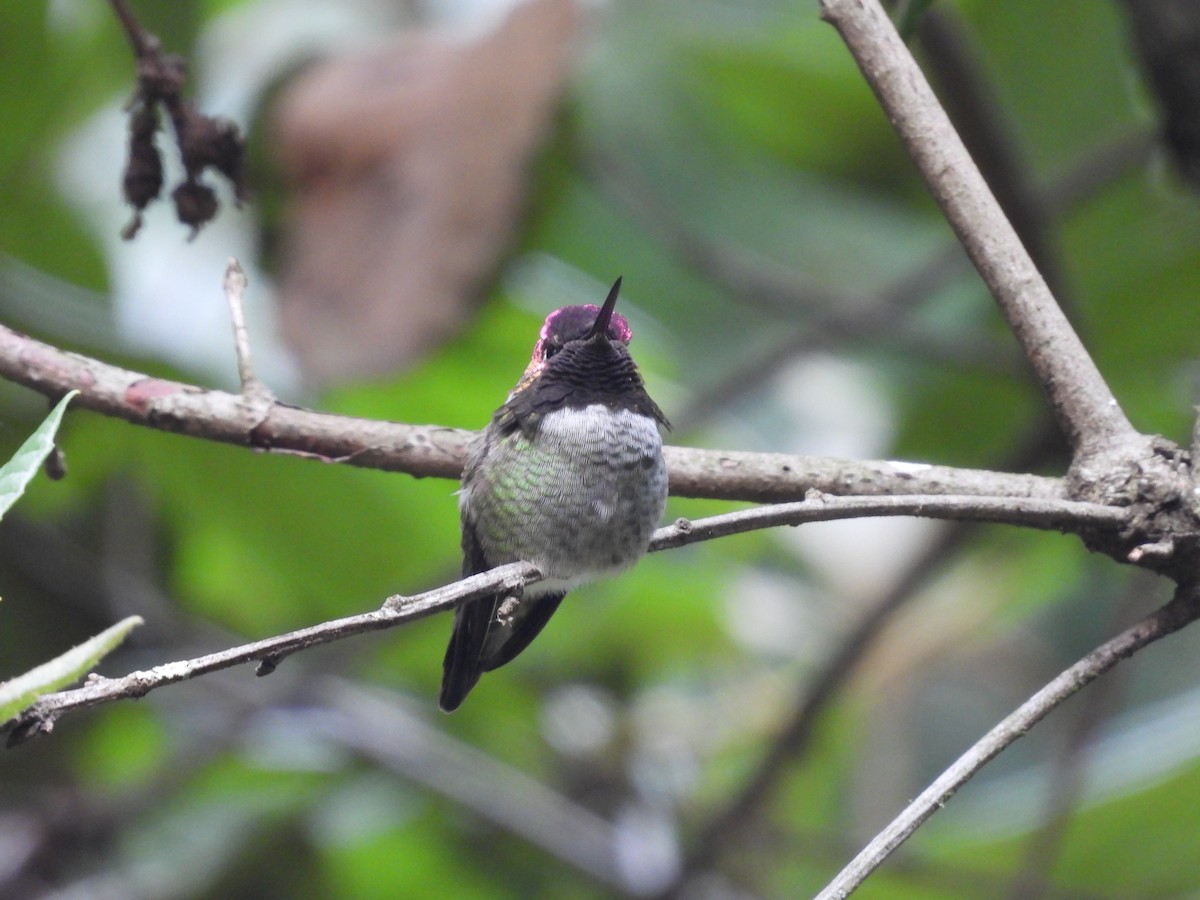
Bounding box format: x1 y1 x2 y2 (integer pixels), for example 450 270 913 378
438 655 478 712
439 590 567 711
439 601 488 712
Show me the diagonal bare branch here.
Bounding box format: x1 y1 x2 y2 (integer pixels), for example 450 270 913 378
818 0 1139 457
0 561 536 745
815 582 1200 900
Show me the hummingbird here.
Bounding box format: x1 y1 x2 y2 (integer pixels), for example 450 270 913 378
439 278 669 711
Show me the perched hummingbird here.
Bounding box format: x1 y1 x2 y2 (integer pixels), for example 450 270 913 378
440 278 669 711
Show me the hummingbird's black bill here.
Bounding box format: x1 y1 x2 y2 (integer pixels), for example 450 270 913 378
587 276 622 339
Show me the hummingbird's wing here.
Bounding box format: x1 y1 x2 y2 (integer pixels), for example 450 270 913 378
439 519 494 712
440 587 568 710
439 516 569 710
441 528 571 710
439 601 489 711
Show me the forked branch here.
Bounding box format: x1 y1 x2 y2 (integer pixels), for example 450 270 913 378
808 1 1200 896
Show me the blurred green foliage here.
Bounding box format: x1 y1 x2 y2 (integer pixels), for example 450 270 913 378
2 1 1200 898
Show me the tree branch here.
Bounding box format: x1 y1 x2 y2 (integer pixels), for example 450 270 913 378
814 583 1200 900
107 0 152 58
0 321 1066 503
818 0 1138 457
2 492 1126 745
651 492 1125 549
1 561 536 745
1006 593 1132 900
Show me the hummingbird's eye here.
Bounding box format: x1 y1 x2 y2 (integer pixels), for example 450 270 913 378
543 343 562 360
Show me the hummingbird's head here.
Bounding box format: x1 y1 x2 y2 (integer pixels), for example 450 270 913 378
519 278 633 385
502 277 667 427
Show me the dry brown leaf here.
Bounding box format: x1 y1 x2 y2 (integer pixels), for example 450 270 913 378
273 0 581 384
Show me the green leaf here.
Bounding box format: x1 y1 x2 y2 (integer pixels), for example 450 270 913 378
0 615 143 722
0 390 77 522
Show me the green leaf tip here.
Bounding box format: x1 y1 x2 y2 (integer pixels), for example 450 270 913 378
0 614 143 724
0 390 79 523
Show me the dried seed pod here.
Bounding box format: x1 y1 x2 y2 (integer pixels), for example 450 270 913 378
171 179 218 235
178 111 248 204
123 102 164 213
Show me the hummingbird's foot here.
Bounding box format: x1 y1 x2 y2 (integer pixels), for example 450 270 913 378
495 591 524 627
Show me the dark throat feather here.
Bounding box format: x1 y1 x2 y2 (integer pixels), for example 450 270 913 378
499 339 668 439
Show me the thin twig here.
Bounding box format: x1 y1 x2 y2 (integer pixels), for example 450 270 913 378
222 258 274 406
223 258 256 393
106 0 151 58
1005 609 1127 900
819 0 1138 456
0 321 1068 504
651 492 1126 549
1 562 537 745
814 584 1200 900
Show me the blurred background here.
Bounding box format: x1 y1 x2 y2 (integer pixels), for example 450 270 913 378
3 0 1200 897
